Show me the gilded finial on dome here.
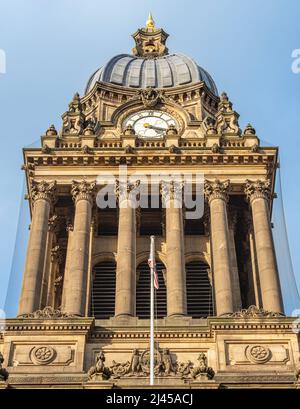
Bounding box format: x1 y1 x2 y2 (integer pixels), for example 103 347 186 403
146 12 155 29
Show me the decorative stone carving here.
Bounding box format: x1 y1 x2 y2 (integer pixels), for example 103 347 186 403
0 352 9 381
30 180 57 205
211 143 221 153
42 144 51 154
216 92 241 135
204 179 230 204
30 346 56 365
83 123 94 136
161 348 177 375
71 180 96 204
18 306 76 319
203 116 217 135
82 145 92 154
124 144 134 154
45 124 58 136
191 353 215 380
110 360 131 378
245 179 271 203
62 93 85 135
161 180 183 204
137 87 165 108
166 124 178 137
168 144 180 154
243 123 256 135
87 351 111 381
132 16 169 58
123 124 135 136
245 345 272 364
177 360 194 378
224 305 285 318
115 179 140 203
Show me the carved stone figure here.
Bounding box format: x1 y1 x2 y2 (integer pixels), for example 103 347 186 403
162 348 176 375
129 348 142 374
110 360 131 378
177 360 194 378
87 351 110 381
0 352 9 382
191 353 215 380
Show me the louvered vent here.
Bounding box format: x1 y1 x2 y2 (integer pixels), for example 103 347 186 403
136 261 167 319
186 261 214 318
90 261 116 319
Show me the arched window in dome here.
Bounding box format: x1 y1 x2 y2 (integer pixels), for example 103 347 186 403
136 260 167 319
186 260 214 318
90 260 116 319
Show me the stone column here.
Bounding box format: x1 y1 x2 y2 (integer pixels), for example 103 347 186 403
114 180 139 318
18 180 56 316
204 180 234 315
228 209 242 311
161 181 186 317
61 220 74 312
62 180 95 316
245 180 283 313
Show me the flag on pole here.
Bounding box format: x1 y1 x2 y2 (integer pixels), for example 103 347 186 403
148 258 159 290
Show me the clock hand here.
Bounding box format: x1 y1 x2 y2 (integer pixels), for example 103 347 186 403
143 123 166 132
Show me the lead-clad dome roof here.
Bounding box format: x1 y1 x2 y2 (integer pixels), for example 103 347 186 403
85 15 218 95
85 53 218 95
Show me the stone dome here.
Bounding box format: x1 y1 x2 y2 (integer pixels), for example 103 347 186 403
85 53 218 95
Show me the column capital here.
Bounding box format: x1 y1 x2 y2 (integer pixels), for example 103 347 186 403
71 179 96 204
30 180 57 205
115 180 140 203
245 179 271 204
161 180 183 205
204 179 230 204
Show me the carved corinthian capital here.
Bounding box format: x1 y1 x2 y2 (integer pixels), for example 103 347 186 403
244 179 271 204
71 180 96 204
30 180 56 205
161 180 183 205
204 179 230 204
115 180 140 203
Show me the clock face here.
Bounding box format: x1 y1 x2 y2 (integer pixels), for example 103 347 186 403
124 110 177 138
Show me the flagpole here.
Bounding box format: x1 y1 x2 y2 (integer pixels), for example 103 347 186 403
149 235 155 386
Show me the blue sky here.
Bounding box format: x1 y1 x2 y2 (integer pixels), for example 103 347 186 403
0 0 300 314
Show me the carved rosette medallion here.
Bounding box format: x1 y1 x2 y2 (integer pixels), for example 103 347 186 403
30 346 56 365
204 179 230 204
244 179 271 204
246 345 271 364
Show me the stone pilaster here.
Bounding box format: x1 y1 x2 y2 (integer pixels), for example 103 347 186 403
62 180 96 316
204 179 233 315
18 180 56 316
114 180 139 317
161 180 186 317
245 180 283 313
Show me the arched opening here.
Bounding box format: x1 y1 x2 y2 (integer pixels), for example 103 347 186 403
186 260 214 318
136 260 167 319
90 260 116 319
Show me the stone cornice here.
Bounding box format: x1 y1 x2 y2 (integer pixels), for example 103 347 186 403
23 152 276 168
1 316 297 337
